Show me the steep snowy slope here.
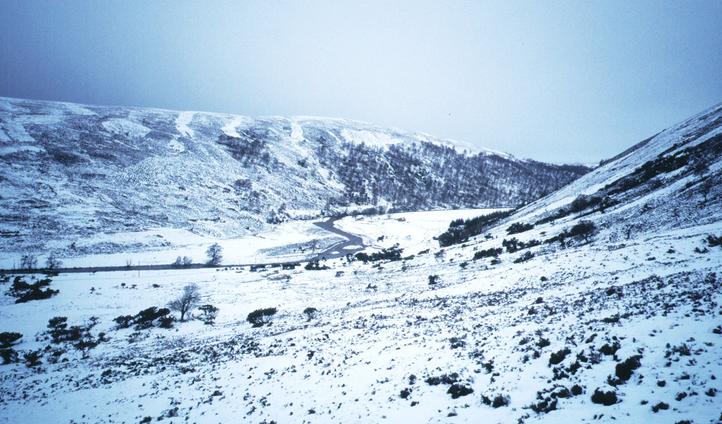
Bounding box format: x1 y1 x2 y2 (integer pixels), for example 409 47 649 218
0 97 588 254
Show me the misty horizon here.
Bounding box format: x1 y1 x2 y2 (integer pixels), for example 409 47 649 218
2 0 722 163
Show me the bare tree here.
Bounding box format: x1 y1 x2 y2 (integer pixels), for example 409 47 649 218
20 253 37 270
46 254 62 270
168 284 201 321
206 243 223 266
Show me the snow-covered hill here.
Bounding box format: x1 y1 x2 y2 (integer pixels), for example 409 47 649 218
0 97 588 254
0 101 720 423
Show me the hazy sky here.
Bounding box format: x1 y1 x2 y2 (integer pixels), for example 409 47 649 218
2 0 722 163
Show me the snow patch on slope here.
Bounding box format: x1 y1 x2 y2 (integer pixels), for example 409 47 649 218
102 118 151 139
176 111 195 138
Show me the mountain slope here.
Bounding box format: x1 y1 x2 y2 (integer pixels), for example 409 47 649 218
0 103 720 423
0 97 588 252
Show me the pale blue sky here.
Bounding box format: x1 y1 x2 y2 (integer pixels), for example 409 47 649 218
1 0 721 163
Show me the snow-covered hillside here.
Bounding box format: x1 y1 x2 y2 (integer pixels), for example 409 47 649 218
0 97 588 255
0 101 721 423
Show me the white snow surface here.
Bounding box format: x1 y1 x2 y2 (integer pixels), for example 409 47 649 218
0 99 721 423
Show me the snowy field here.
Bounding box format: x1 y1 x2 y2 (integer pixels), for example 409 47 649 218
0 219 344 270
335 208 507 254
0 209 720 423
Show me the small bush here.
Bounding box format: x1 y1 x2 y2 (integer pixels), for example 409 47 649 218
707 234 722 248
549 348 571 365
591 388 617 405
447 383 474 399
614 355 642 382
247 307 277 327
0 348 18 364
303 307 318 320
482 394 510 408
198 304 219 325
23 350 42 367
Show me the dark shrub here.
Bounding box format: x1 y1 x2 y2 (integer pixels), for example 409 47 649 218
0 332 22 348
569 194 603 213
651 402 669 412
708 234 722 247
305 259 330 270
247 307 277 327
113 315 134 329
8 277 58 303
502 238 521 253
591 389 617 405
0 348 18 364
303 307 318 320
482 394 510 408
549 348 571 365
568 220 596 241
599 341 620 356
157 316 173 328
615 355 642 382
507 222 534 235
447 383 474 399
514 251 534 263
473 248 502 260
24 350 42 367
355 245 403 262
425 373 459 386
198 304 219 325
116 307 172 330
428 275 440 285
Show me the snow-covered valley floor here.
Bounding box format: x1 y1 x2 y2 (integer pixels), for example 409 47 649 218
0 210 720 423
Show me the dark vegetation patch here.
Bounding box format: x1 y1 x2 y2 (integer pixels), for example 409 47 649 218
355 245 403 262
546 220 597 246
591 388 618 406
114 307 174 330
247 308 278 327
438 210 513 247
197 304 219 325
502 237 541 253
6 276 58 303
707 234 722 247
473 247 502 260
514 251 535 263
481 394 510 408
304 259 330 270
303 307 319 320
549 348 571 366
43 316 106 360
609 355 642 385
447 383 474 399
506 222 534 235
